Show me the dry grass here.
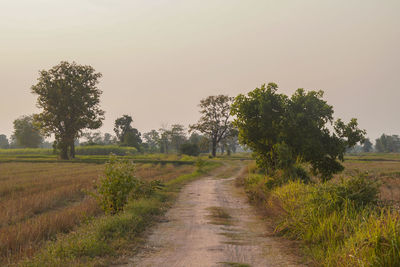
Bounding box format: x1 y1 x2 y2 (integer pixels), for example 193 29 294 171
341 159 400 203
0 161 195 265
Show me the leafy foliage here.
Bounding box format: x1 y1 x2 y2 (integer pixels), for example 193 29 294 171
31 61 104 160
114 115 142 150
375 134 400 152
12 115 44 148
0 135 8 149
231 83 365 181
362 138 373 152
143 130 160 153
95 155 138 214
190 95 234 157
180 143 200 156
93 155 164 215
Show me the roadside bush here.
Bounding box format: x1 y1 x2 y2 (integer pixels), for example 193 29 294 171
93 155 165 215
310 174 379 211
94 155 139 214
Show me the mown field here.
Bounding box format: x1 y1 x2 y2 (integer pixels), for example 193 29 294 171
0 158 197 266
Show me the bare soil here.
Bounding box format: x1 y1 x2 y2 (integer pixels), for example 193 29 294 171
116 166 305 267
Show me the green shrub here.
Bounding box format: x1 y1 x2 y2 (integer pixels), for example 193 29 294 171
94 155 139 214
310 174 379 211
93 155 166 215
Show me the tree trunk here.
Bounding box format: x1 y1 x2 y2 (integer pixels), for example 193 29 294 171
60 142 69 160
70 140 75 159
212 139 217 157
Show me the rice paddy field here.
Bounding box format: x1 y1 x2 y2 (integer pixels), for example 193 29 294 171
0 160 195 265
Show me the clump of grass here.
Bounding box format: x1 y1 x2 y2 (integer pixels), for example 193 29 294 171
338 209 400 266
242 166 399 266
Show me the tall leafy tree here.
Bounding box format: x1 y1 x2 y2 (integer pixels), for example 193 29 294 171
31 61 104 159
362 138 373 152
231 83 365 181
114 115 142 149
190 95 233 157
159 127 171 154
170 124 186 152
12 115 44 148
0 134 9 149
143 130 160 153
188 132 210 153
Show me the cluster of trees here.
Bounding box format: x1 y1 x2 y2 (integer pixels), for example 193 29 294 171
1 61 240 159
0 115 49 149
375 134 400 153
3 61 380 176
346 135 400 154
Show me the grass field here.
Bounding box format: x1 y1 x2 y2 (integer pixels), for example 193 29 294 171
0 160 196 265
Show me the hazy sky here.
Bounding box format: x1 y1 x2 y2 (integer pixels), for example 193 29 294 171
1 0 399 140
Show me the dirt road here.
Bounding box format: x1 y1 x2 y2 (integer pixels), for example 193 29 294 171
118 165 304 267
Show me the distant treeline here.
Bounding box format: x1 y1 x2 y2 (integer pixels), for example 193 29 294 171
0 120 240 157
347 134 400 153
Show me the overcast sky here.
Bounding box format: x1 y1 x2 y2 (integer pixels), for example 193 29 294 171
0 0 399 141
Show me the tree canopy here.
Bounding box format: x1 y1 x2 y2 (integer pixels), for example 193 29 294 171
190 95 234 157
0 134 9 149
362 138 373 152
31 61 104 159
231 83 365 181
114 115 142 150
12 115 43 148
